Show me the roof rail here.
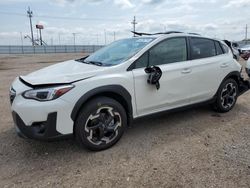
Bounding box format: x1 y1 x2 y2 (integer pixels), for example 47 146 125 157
131 31 183 36
188 33 200 36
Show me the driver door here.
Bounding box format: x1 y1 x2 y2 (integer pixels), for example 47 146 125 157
132 37 192 117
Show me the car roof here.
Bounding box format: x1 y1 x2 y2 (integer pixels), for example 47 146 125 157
135 32 220 42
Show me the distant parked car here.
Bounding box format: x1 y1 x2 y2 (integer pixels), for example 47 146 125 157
223 40 240 60
241 51 250 60
239 44 250 60
239 44 250 54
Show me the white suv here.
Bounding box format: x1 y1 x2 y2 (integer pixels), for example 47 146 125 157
10 32 249 150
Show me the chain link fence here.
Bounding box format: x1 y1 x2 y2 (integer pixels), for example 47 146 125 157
0 45 103 54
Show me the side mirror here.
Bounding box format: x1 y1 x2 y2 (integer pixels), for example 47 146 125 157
144 66 162 90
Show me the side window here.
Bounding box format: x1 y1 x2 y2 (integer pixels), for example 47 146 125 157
134 52 148 69
148 38 187 66
215 41 224 55
190 38 216 60
222 44 229 53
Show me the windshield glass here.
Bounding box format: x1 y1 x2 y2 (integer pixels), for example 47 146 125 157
84 37 155 66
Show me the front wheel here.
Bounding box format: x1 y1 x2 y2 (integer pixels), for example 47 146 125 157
75 97 127 151
213 78 238 113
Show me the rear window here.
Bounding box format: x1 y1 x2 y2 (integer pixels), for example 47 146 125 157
190 38 216 60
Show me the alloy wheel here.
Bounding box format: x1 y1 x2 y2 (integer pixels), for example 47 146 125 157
84 106 122 145
220 82 237 109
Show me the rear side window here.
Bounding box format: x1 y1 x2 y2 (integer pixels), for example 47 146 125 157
222 44 229 53
215 41 224 55
190 38 216 60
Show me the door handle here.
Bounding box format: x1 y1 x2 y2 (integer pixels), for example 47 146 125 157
220 63 229 68
181 68 191 74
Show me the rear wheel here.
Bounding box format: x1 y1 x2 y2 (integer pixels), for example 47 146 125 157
75 97 127 151
213 78 238 113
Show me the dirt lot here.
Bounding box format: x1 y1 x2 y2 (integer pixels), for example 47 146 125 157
0 54 250 188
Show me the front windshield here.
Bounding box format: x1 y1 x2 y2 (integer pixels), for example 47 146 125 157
84 37 155 66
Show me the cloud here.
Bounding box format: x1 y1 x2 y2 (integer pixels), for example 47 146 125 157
51 0 135 8
224 0 250 8
203 23 218 31
114 0 134 8
141 0 165 5
51 0 103 6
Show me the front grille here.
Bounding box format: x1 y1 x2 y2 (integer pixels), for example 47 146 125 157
10 87 16 105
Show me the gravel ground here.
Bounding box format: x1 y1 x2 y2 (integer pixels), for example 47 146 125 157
0 54 250 188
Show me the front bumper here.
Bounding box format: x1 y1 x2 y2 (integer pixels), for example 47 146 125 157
12 111 71 141
10 77 75 139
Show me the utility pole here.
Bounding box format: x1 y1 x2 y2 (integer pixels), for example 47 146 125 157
131 16 137 37
113 31 116 41
39 29 42 45
104 29 107 45
245 24 248 44
20 32 24 53
72 33 78 52
36 24 44 45
96 34 99 45
58 34 61 45
20 32 23 46
72 33 77 46
27 7 34 46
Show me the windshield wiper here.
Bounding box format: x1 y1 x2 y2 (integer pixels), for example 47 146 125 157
76 59 102 66
76 58 106 66
86 61 103 66
76 58 89 63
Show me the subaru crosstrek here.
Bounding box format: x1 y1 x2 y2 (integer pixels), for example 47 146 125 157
10 32 249 150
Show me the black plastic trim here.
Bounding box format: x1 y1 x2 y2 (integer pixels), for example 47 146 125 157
70 85 133 126
12 111 72 141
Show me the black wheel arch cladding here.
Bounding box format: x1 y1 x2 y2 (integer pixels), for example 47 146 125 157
217 71 249 96
71 85 133 125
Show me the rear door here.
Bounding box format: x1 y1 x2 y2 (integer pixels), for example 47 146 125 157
187 37 228 103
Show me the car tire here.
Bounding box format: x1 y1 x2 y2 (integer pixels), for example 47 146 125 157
75 97 127 151
213 78 238 113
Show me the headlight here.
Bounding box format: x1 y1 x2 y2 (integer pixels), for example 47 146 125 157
23 85 74 101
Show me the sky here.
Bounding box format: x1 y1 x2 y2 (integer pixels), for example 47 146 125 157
0 0 249 45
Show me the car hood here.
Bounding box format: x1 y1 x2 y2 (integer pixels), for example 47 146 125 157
20 60 107 86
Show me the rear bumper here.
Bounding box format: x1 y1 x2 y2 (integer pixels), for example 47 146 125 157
12 111 72 141
245 68 250 77
238 77 250 96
